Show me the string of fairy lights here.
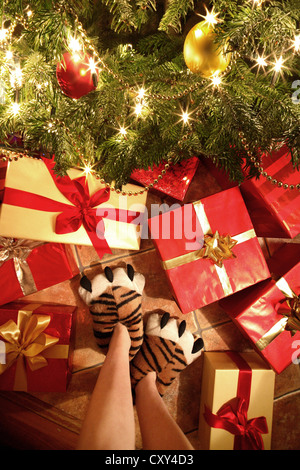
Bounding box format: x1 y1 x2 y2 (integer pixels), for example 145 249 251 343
0 0 299 191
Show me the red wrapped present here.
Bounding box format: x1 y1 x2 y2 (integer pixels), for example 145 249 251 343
131 156 199 201
219 247 300 374
0 238 79 306
148 186 270 313
204 145 300 238
0 301 76 391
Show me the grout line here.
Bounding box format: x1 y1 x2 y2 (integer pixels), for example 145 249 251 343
192 311 203 336
72 362 104 374
73 245 84 273
200 318 232 332
274 388 300 402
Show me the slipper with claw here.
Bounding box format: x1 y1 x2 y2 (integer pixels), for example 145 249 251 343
79 264 145 360
130 312 204 395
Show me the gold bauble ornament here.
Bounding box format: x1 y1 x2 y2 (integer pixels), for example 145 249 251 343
183 21 231 77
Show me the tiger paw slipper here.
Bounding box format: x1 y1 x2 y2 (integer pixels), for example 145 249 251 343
79 264 145 360
130 312 204 396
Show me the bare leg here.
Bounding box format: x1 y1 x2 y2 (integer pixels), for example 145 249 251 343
77 323 135 450
135 372 194 450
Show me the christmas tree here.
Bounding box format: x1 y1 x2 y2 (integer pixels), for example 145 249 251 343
0 0 299 189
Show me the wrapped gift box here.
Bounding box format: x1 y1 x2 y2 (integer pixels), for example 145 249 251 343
148 186 270 313
0 157 148 258
0 301 76 392
219 245 300 374
198 352 275 450
130 156 199 201
0 238 79 306
204 145 300 238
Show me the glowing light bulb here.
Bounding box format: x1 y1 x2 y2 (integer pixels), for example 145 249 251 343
27 10 33 17
197 6 220 26
211 73 222 87
255 54 268 69
83 164 93 176
135 103 143 116
181 111 190 124
0 29 8 43
11 102 20 115
119 126 127 136
137 87 146 100
88 57 97 74
273 56 284 73
293 35 300 52
5 50 13 60
69 35 81 54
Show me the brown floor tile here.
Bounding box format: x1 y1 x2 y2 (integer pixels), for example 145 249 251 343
272 390 300 449
274 363 300 398
23 275 81 306
194 301 231 329
201 320 253 352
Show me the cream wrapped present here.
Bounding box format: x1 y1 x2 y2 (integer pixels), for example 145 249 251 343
0 157 147 258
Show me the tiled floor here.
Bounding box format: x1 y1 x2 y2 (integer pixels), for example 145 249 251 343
1 160 300 450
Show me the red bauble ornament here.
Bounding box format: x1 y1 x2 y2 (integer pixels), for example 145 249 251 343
56 52 98 99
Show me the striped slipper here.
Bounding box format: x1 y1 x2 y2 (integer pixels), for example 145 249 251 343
130 312 204 395
79 265 145 361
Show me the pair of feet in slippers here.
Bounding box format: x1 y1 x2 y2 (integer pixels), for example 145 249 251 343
79 265 204 396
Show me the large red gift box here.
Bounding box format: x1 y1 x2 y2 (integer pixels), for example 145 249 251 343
219 244 300 374
148 187 270 313
131 156 199 201
0 239 79 306
0 301 76 391
204 145 300 238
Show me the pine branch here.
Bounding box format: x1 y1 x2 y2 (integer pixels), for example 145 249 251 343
158 0 195 33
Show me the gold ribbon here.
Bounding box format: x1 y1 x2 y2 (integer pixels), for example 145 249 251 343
0 237 45 296
256 277 300 351
0 304 69 391
161 201 256 296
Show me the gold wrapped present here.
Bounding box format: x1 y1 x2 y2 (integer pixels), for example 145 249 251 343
0 157 147 258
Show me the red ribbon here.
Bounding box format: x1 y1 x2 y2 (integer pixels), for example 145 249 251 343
203 352 268 450
3 157 141 259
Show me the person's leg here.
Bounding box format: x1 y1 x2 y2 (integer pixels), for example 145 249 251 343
135 371 194 450
131 312 204 450
77 323 135 450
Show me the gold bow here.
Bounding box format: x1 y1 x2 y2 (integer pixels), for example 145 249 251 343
0 237 44 295
199 231 237 268
0 305 69 391
256 278 300 351
277 295 300 336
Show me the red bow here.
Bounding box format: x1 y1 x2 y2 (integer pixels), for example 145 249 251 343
204 397 268 450
43 158 112 257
